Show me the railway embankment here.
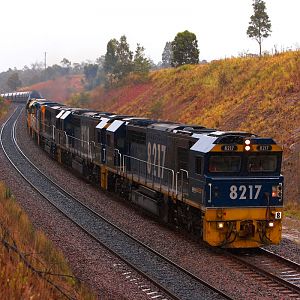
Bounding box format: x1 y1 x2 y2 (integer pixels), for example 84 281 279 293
0 181 95 299
0 103 95 299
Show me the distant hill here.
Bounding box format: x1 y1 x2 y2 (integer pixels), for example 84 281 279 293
21 74 84 102
26 52 300 203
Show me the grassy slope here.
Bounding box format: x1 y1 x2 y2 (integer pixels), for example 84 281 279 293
0 182 95 299
0 97 10 118
85 51 300 204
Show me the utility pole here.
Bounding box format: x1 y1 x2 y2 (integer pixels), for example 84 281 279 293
44 52 47 70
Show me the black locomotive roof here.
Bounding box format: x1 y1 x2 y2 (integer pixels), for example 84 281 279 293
108 115 133 121
44 102 63 107
211 132 256 145
125 118 156 127
208 131 254 137
73 108 98 115
148 122 183 131
91 112 114 118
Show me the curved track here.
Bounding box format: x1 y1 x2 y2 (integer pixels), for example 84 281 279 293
1 106 232 300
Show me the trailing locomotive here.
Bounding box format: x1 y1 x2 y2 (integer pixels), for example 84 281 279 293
26 96 284 248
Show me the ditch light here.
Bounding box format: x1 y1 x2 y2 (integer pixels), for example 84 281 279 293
217 222 224 229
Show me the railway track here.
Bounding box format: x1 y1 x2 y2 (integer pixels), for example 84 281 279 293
1 106 232 300
209 247 300 299
225 247 300 298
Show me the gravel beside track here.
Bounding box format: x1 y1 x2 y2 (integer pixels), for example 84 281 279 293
1 106 299 299
265 237 300 265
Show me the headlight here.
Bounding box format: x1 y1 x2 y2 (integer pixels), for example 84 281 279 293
244 139 251 151
272 185 283 198
217 222 224 229
272 186 278 197
268 221 274 227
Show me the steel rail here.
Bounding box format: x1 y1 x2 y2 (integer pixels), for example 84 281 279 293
224 248 300 297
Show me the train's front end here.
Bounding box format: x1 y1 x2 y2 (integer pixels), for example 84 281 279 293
197 133 283 248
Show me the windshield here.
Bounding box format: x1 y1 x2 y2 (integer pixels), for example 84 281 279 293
248 155 277 172
209 156 241 173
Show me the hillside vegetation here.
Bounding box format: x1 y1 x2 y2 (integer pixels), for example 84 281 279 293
0 97 10 118
0 182 95 299
68 51 300 204
20 74 84 102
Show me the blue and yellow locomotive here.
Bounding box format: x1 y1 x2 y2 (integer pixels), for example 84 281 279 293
189 133 283 247
26 96 283 248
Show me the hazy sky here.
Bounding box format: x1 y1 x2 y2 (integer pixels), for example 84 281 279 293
1 0 299 72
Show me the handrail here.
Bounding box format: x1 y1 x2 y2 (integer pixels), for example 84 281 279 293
64 132 68 148
122 154 175 193
208 183 212 203
52 125 55 140
114 148 122 171
175 169 189 196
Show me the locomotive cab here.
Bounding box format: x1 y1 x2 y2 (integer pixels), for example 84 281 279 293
189 133 283 247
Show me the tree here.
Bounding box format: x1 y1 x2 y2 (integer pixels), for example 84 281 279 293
7 73 22 91
116 35 133 78
171 30 199 67
72 63 83 74
162 41 173 68
96 55 105 68
83 63 98 88
133 44 151 74
247 0 271 56
61 58 71 68
104 35 133 85
60 58 71 74
104 39 118 74
84 64 98 80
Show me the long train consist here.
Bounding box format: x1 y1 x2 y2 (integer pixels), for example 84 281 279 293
24 95 284 248
1 90 41 103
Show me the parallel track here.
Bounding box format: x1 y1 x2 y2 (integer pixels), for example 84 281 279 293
226 247 300 298
1 106 232 300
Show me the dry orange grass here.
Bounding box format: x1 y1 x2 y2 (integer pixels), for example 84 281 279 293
0 182 95 300
0 97 10 118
